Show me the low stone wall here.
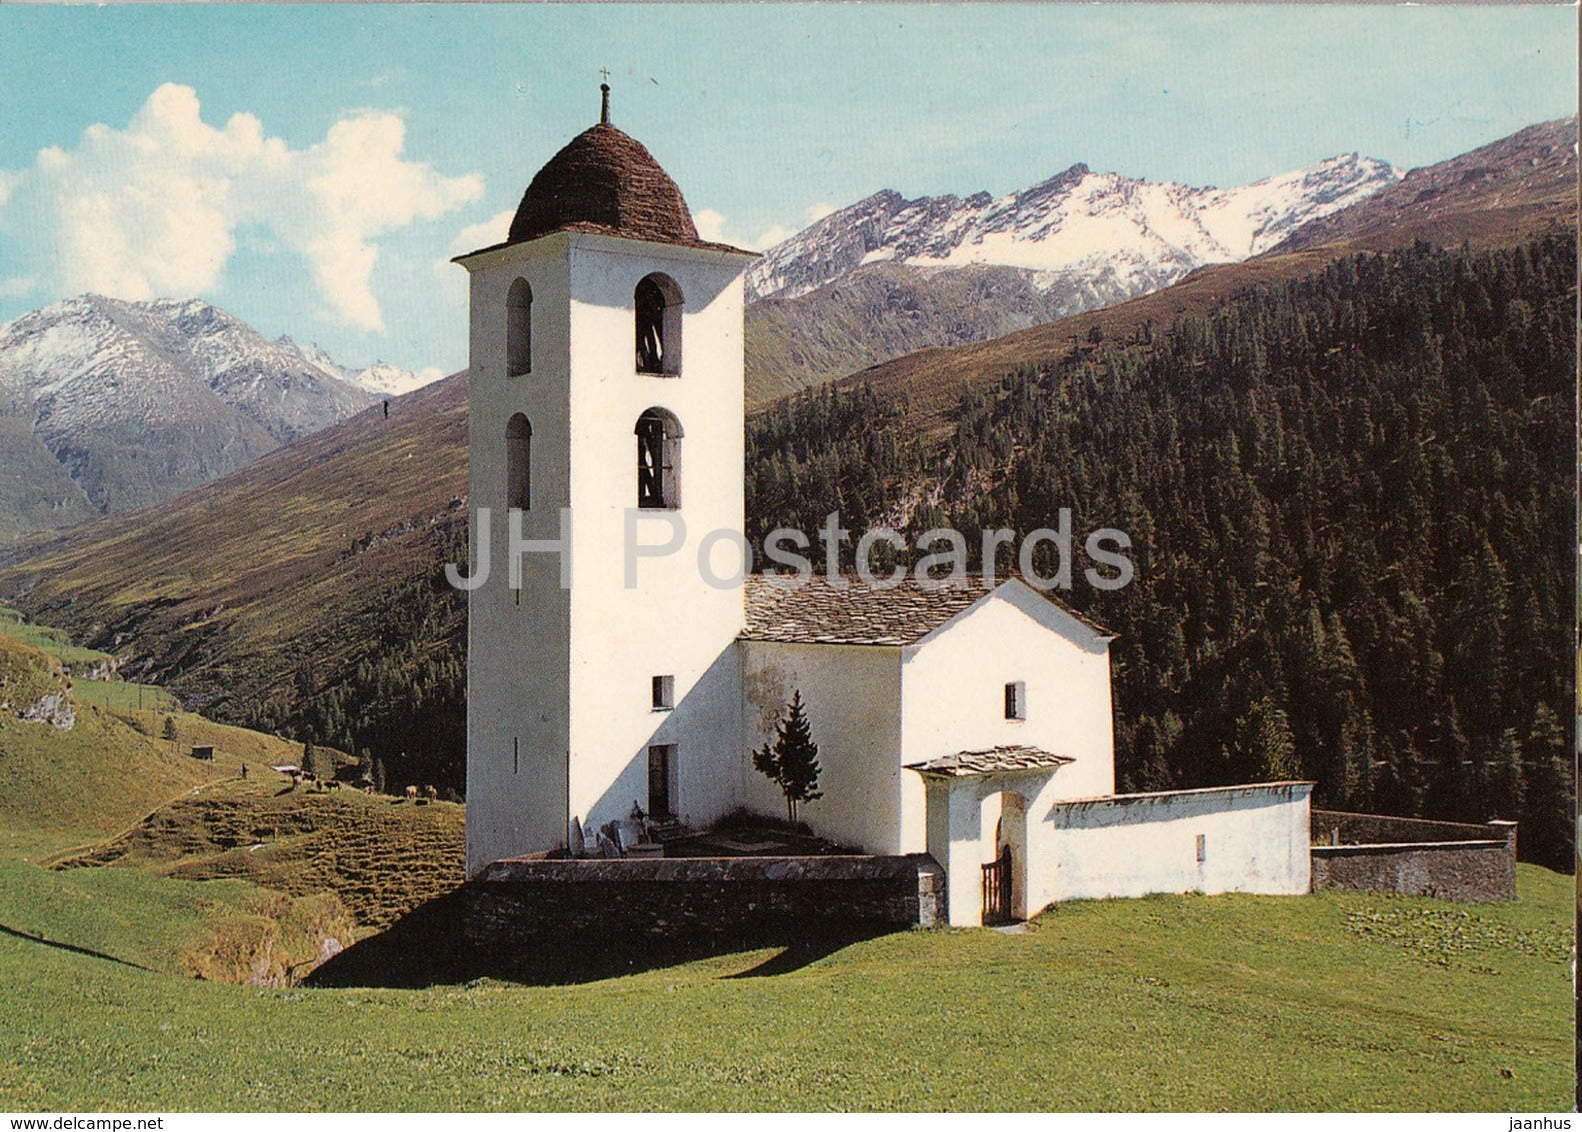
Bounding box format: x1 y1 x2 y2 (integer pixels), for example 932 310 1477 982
1310 811 1516 902
465 854 945 945
1310 809 1503 846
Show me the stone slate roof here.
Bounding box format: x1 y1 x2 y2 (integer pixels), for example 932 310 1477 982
497 123 750 255
741 573 1112 646
906 745 1076 778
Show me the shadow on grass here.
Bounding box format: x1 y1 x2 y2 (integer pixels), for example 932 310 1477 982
0 922 156 973
307 889 891 989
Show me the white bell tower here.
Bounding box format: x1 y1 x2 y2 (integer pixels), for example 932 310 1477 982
456 87 755 875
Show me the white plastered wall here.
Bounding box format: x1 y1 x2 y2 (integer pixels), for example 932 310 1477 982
562 234 753 841
900 580 1116 801
738 639 903 851
462 236 574 877
925 779 1313 926
1045 784 1314 903
923 767 1070 927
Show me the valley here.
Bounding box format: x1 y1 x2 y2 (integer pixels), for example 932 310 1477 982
0 117 1573 842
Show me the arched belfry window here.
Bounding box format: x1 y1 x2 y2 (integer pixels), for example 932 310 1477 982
635 408 681 509
506 278 532 376
506 413 532 510
635 274 682 375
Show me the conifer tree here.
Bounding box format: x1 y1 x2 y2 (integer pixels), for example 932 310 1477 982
1238 696 1299 782
1488 727 1526 821
752 691 825 823
1522 703 1572 868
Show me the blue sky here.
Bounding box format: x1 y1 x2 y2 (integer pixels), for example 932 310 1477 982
0 3 1574 375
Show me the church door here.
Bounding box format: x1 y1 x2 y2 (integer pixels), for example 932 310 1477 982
647 744 674 819
982 845 1013 924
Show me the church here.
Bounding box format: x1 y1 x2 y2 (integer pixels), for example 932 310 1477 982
453 88 1313 928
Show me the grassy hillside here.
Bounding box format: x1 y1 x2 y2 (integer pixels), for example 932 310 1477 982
0 636 212 860
62 780 463 933
0 611 1567 1110
0 605 118 671
0 687 452 981
0 605 310 856
0 376 468 788
0 866 1570 1110
0 605 452 982
0 857 352 985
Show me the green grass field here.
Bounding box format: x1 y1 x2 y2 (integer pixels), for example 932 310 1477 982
0 865 1571 1111
0 605 177 712
0 606 110 668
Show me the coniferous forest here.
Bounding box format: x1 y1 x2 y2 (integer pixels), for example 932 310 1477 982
746 237 1577 870
251 521 469 799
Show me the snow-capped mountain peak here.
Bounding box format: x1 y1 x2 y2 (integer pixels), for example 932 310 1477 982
745 154 1402 303
274 336 439 397
348 360 441 397
0 295 382 524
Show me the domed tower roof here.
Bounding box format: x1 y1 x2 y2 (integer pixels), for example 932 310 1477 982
509 123 699 245
501 85 744 253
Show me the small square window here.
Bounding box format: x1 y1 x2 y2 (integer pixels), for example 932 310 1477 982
652 674 675 711
1004 681 1026 721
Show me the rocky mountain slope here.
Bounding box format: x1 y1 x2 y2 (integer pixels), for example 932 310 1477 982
0 373 468 784
754 118 1577 418
1269 116 1577 255
744 154 1402 400
288 339 439 398
0 297 422 540
747 154 1401 303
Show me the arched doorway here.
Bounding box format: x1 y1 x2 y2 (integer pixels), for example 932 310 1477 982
981 789 1028 923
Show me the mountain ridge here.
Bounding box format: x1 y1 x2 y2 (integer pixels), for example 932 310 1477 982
746 152 1401 302
743 152 1402 399
802 115 1578 433
0 296 436 541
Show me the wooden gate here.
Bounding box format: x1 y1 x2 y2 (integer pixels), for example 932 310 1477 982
982 845 1012 924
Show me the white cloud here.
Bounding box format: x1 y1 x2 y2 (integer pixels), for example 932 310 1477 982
693 207 728 243
433 206 516 285
692 202 838 252
0 82 483 331
751 224 799 250
447 208 515 258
